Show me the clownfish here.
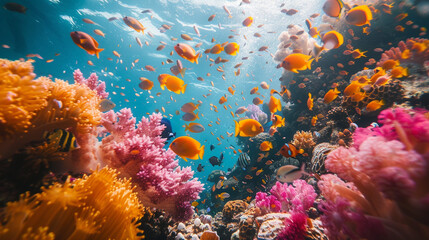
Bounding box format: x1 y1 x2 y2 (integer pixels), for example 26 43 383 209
278 143 304 158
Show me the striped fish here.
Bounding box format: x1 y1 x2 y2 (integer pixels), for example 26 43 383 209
44 129 78 152
238 153 251 170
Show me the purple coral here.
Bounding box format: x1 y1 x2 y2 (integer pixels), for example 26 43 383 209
98 108 204 221
245 104 268 125
73 69 108 99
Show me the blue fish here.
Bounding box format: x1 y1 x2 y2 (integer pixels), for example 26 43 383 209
160 118 176 140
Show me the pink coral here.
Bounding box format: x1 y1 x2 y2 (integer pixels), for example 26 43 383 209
377 38 429 67
277 211 307 240
255 192 281 214
98 108 203 221
73 69 108 99
269 180 316 213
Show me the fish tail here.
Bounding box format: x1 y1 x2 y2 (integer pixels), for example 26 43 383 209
180 67 187 77
182 84 188 94
199 145 205 159
185 124 190 131
234 120 240 137
195 111 200 119
313 43 324 62
195 53 201 64
380 100 385 106
307 58 314 70
95 48 104 59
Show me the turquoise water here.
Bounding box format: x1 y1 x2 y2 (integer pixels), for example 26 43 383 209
0 0 323 186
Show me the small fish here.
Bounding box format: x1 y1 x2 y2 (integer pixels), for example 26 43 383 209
307 93 313 110
43 129 78 152
99 99 116 112
169 136 204 162
174 43 200 63
3 2 26 13
345 5 373 26
281 53 313 73
252 97 263 105
235 119 263 137
210 144 215 151
276 164 307 183
224 42 240 55
217 192 230 201
93 29 105 37
197 164 204 172
139 78 154 90
181 102 200 113
366 100 384 112
181 34 193 41
70 31 104 58
208 14 216 21
238 153 251 170
185 123 205 133
242 16 253 27
182 112 199 121
278 143 304 158
268 96 282 114
259 141 273 151
323 88 340 103
209 155 222 166
123 16 146 33
311 116 318 126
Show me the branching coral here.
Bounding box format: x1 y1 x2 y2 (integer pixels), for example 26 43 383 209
377 38 429 67
319 108 429 239
245 104 268 125
291 130 316 152
98 109 204 221
73 69 108 99
0 59 102 162
0 167 144 240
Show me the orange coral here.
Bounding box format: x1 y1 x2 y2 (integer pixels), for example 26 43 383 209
291 130 316 151
0 59 102 161
0 167 145 239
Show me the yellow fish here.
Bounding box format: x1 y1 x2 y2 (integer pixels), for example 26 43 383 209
307 93 313 111
259 141 273 151
169 136 204 162
272 115 285 128
158 74 187 94
268 96 282 114
234 119 263 137
224 42 240 55
324 88 340 103
366 100 384 112
281 53 313 73
345 5 373 26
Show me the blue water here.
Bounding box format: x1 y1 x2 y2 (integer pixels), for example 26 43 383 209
0 0 324 187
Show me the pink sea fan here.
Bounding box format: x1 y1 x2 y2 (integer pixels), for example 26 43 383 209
98 109 204 221
73 69 108 99
277 211 307 240
270 180 316 213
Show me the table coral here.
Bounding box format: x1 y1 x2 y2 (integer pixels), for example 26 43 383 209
98 108 204 221
0 167 144 240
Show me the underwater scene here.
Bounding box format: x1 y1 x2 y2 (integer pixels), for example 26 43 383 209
1 0 429 239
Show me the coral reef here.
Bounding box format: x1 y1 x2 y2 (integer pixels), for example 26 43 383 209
310 143 337 174
73 69 108 99
99 109 204 221
222 200 248 221
0 167 144 239
377 38 429 67
319 108 429 239
245 104 268 125
291 130 316 152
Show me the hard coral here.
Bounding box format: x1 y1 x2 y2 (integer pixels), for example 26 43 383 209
291 130 316 152
222 200 248 221
310 143 337 174
73 69 108 99
99 109 203 221
378 38 429 66
0 167 144 240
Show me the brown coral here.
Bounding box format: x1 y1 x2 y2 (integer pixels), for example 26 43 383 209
238 215 256 240
291 130 316 152
0 59 102 161
0 167 145 239
222 200 248 221
310 143 337 174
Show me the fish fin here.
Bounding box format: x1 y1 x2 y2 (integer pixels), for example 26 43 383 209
80 39 88 44
234 120 240 137
182 156 188 162
195 111 199 119
291 69 299 74
307 58 314 70
195 53 201 64
90 36 99 47
199 145 205 159
182 84 187 94
160 84 165 90
185 124 189 131
380 100 385 106
180 67 187 78
95 48 104 59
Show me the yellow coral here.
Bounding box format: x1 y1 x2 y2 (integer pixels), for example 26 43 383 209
0 167 145 240
291 130 316 151
0 59 102 161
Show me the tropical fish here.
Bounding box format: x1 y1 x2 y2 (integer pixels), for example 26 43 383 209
70 31 104 58
181 102 200 113
323 88 340 103
234 119 263 137
252 97 263 105
314 31 344 56
281 53 314 73
209 155 223 166
238 153 251 170
344 81 362 96
272 115 285 128
268 96 282 114
217 192 230 201
224 42 240 55
345 5 373 26
123 16 146 33
169 136 204 161
182 112 199 121
390 66 408 78
99 99 115 112
44 129 78 152
210 144 215 151
366 100 384 112
307 93 313 110
174 43 201 64
197 164 204 172
276 164 307 183
235 107 248 115
351 49 367 59
311 115 318 126
243 16 253 27
161 118 176 140
259 141 273 151
278 143 304 158
210 44 224 54
139 78 154 90
158 74 187 94
322 0 344 18
185 123 205 133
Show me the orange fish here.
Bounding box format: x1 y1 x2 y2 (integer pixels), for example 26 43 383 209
139 78 154 90
307 93 314 110
181 102 200 112
381 59 400 70
243 16 253 27
311 115 318 126
322 0 344 18
219 96 227 104
210 44 224 54
158 74 187 94
245 175 253 180
278 143 304 158
169 136 204 161
253 97 263 105
224 42 240 55
272 115 285 128
351 49 367 59
390 66 408 78
268 96 282 114
123 16 146 33
281 53 313 73
323 88 340 103
228 87 235 95
250 86 259 94
174 43 201 64
345 5 373 26
185 123 205 133
70 31 104 58
344 81 362 96
234 119 263 137
259 141 273 151
366 100 384 112
315 31 344 57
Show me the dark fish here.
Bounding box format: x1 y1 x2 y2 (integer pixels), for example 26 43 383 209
160 118 176 140
4 2 26 13
197 164 204 172
141 9 152 13
210 144 215 151
219 152 224 161
44 129 77 152
99 99 115 112
238 153 250 170
209 156 222 166
108 17 119 21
